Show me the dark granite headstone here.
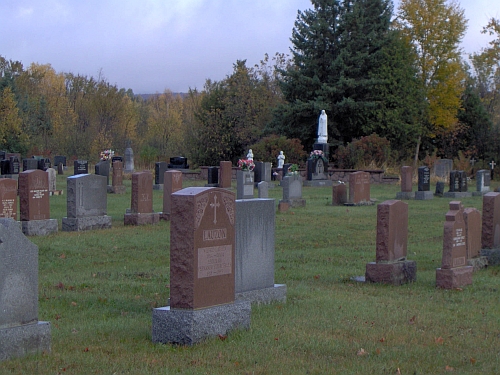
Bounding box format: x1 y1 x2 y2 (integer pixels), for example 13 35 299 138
10 156 20 174
155 162 168 185
95 160 110 185
168 156 188 169
459 171 467 192
74 160 88 175
207 167 219 186
111 156 123 163
418 166 430 191
23 158 39 172
435 181 445 196
0 159 10 175
37 158 51 171
54 155 66 168
449 170 460 192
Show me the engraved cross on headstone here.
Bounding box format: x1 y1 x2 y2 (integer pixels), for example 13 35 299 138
210 194 220 224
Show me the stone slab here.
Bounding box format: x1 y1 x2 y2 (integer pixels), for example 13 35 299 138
443 192 472 198
62 215 112 231
414 191 434 200
279 198 306 208
21 219 58 236
0 322 51 362
395 192 414 200
235 284 287 305
436 266 473 289
480 248 500 266
467 256 488 271
472 191 488 196
124 212 160 226
365 261 417 285
152 301 251 345
302 180 333 187
153 184 163 191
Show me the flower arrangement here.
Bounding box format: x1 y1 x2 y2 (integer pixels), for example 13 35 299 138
310 150 324 159
287 164 299 176
238 159 255 171
100 149 114 161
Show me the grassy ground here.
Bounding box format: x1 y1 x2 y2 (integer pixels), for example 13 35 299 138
1 173 500 374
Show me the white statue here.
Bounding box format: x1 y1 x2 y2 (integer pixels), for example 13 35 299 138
277 151 285 168
317 110 328 144
246 149 254 161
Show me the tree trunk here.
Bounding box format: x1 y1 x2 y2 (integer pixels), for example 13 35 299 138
413 134 421 171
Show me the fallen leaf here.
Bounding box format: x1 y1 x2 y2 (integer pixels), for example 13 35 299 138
409 315 416 325
470 357 476 364
314 274 320 279
72 328 78 334
379 337 385 342
356 348 368 356
217 334 227 341
56 282 64 290
375 348 381 355
59 254 66 259
55 314 61 320
274 337 279 341
280 266 286 270
396 368 401 375
445 365 454 371
435 336 444 344
83 347 89 352
71 301 77 306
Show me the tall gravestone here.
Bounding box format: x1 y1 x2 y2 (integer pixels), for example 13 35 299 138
109 161 126 194
348 171 371 205
474 170 491 196
0 219 51 361
154 162 168 190
436 201 473 288
74 160 88 175
365 200 417 285
95 160 110 186
236 170 254 199
152 187 251 345
124 147 134 174
279 175 306 208
235 198 286 303
62 174 112 231
219 161 232 189
0 179 18 220
464 207 487 271
415 166 433 200
18 170 58 236
396 166 413 199
160 170 183 221
480 192 500 265
124 171 159 225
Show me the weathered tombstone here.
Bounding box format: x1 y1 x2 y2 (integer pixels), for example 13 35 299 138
124 147 134 173
22 158 38 172
279 175 306 207
415 166 433 200
445 170 471 198
160 170 183 221
396 166 413 199
74 160 88 175
124 171 159 225
167 156 188 169
219 161 232 189
257 181 268 198
474 170 491 196
1 157 20 178
332 183 347 206
152 187 251 345
0 219 51 361
365 200 416 285
236 170 254 199
435 181 445 196
235 198 286 303
18 170 58 236
62 174 111 231
206 167 219 187
95 160 110 186
459 171 468 192
154 162 168 190
46 168 57 195
57 162 64 175
10 156 20 175
304 152 332 187
54 155 66 169
0 179 18 220
434 159 453 180
348 171 371 205
109 161 126 194
436 201 473 288
254 161 264 184
464 207 487 271
480 192 500 265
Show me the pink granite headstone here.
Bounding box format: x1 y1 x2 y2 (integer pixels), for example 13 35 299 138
161 170 183 220
219 161 232 189
481 192 500 249
19 170 50 221
349 171 370 204
400 166 412 193
0 178 18 220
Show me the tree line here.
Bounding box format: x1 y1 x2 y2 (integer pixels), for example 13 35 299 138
1 0 500 170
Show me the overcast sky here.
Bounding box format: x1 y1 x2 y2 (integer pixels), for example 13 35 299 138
1 0 498 94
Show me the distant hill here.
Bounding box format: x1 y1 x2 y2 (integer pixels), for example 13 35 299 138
137 93 188 100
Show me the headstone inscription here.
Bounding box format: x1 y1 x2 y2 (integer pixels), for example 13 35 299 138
365 200 417 285
160 170 183 221
219 161 232 189
0 178 18 220
109 161 126 194
154 162 168 190
396 166 413 199
236 170 254 199
18 169 58 236
124 171 159 225
436 201 473 288
0 219 51 361
279 175 306 208
348 171 371 205
152 187 251 345
74 160 88 175
95 160 110 186
415 166 433 200
235 198 286 303
480 192 500 265
62 174 112 231
124 147 134 173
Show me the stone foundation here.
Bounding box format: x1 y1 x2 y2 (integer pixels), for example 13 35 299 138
21 219 58 236
443 192 472 198
395 192 414 200
235 284 287 305
303 180 333 187
0 322 51 361
436 266 473 289
365 261 417 285
124 212 160 226
62 215 112 231
415 191 434 200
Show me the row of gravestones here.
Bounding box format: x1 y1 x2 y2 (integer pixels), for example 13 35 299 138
0 185 286 360
363 192 500 288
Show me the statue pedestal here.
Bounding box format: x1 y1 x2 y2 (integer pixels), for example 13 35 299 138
313 143 330 159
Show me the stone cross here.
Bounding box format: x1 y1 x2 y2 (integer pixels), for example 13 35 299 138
490 160 496 170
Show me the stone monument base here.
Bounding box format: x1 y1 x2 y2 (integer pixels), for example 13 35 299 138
235 284 287 305
107 185 126 194
443 192 472 198
365 261 417 285
395 192 414 200
472 191 489 196
21 219 58 236
303 180 333 187
279 198 306 208
436 266 473 289
467 256 488 271
480 248 500 266
152 301 251 345
159 212 171 221
49 190 64 196
124 212 160 226
0 322 51 362
153 184 163 191
344 200 375 206
415 191 434 200
62 215 112 231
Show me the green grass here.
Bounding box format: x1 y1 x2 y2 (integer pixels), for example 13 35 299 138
2 175 500 374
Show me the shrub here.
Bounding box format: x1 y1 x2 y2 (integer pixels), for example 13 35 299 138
249 135 307 166
333 134 393 169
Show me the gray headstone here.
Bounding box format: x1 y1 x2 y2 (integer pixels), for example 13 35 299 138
95 160 110 185
258 181 268 198
124 147 134 173
155 162 168 185
237 170 254 199
434 159 453 179
22 158 38 172
476 170 491 192
46 168 57 192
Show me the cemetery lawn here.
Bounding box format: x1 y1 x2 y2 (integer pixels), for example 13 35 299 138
2 176 500 374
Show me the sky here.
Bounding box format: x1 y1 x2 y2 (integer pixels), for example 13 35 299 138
0 0 499 94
